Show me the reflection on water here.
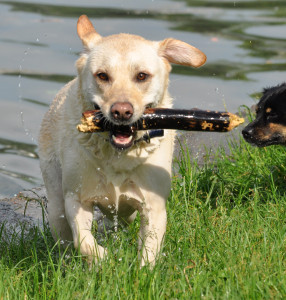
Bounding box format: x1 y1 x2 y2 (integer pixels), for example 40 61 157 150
0 0 286 196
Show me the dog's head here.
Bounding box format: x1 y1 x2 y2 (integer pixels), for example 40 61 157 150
76 15 206 150
242 83 286 147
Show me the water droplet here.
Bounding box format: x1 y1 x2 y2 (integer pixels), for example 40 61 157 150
113 214 118 232
36 38 40 42
97 167 101 171
24 50 28 55
60 240 65 245
104 196 109 201
59 214 65 218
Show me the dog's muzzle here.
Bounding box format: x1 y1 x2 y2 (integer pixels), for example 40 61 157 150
95 103 164 150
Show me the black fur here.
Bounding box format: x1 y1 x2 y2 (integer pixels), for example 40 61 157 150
242 83 286 147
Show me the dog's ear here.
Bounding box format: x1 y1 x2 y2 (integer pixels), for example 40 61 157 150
77 15 102 50
159 38 206 68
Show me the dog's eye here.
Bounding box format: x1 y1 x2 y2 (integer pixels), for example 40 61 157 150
136 72 148 82
96 72 109 82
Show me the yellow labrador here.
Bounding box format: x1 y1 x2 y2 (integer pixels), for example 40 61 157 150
38 15 206 266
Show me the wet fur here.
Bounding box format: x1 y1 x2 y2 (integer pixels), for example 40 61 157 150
38 15 206 267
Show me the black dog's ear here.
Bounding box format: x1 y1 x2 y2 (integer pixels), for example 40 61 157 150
262 87 272 95
263 82 286 96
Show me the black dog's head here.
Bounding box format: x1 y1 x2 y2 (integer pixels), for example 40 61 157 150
242 83 286 147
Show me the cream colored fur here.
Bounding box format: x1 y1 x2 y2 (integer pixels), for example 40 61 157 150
38 15 206 267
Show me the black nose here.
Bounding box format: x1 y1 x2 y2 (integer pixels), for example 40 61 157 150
242 127 253 139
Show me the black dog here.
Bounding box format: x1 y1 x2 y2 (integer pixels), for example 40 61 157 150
242 83 286 147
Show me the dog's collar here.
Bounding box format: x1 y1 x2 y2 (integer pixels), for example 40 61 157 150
134 129 164 144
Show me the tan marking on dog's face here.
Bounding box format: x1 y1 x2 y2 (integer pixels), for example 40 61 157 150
269 123 286 140
265 107 272 113
255 122 286 142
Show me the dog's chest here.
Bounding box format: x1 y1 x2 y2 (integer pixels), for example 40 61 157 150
76 156 140 200
77 163 143 216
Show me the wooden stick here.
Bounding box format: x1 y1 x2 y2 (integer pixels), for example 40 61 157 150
77 108 244 133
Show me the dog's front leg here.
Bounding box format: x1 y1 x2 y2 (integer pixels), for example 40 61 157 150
138 195 167 267
64 193 106 264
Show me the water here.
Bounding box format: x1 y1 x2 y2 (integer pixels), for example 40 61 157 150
1 0 286 197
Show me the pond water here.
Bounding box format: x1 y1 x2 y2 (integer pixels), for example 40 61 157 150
1 0 286 197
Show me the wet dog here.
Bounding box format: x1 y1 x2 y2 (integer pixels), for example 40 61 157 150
242 83 286 147
38 15 206 267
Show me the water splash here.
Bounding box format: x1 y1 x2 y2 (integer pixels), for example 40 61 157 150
113 214 118 233
18 46 37 144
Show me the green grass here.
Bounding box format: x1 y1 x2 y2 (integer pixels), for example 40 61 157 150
1 135 286 299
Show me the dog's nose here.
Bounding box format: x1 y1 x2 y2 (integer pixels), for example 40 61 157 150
111 102 134 121
242 127 253 139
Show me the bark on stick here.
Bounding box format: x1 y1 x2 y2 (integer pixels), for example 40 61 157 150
77 108 244 133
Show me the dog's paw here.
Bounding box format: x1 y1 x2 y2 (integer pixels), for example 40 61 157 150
86 245 108 270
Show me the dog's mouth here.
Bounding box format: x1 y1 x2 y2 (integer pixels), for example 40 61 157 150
109 126 136 150
244 133 283 147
